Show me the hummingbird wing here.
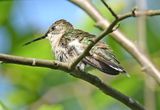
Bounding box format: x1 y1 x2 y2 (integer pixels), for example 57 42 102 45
84 42 126 75
62 29 126 75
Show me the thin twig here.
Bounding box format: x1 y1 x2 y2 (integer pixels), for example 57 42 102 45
119 9 160 21
0 53 145 110
101 0 118 19
111 23 120 32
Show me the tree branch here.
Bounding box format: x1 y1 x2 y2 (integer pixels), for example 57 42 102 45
0 53 69 71
0 53 145 110
69 0 160 84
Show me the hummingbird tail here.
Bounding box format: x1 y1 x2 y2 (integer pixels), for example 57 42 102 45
83 57 126 75
23 35 46 46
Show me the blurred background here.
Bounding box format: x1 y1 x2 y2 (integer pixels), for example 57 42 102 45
0 0 160 110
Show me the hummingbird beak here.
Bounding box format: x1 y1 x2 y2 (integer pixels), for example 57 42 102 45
23 35 47 46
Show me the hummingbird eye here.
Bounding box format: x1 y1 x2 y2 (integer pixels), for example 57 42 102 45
52 26 55 30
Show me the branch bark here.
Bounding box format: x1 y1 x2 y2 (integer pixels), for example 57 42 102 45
0 53 145 110
69 0 160 84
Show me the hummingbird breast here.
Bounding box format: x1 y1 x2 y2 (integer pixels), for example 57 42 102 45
52 37 86 70
54 41 83 63
47 33 64 48
68 39 84 54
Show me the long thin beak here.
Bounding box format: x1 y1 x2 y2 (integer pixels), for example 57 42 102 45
23 35 47 46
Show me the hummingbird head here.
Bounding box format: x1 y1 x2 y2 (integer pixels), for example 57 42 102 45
48 19 73 34
23 19 73 46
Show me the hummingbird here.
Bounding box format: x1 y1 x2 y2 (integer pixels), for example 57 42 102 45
24 19 126 75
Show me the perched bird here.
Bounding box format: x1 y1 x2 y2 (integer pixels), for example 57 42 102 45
24 19 126 75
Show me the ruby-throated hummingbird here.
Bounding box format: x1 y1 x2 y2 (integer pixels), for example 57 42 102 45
24 19 126 75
